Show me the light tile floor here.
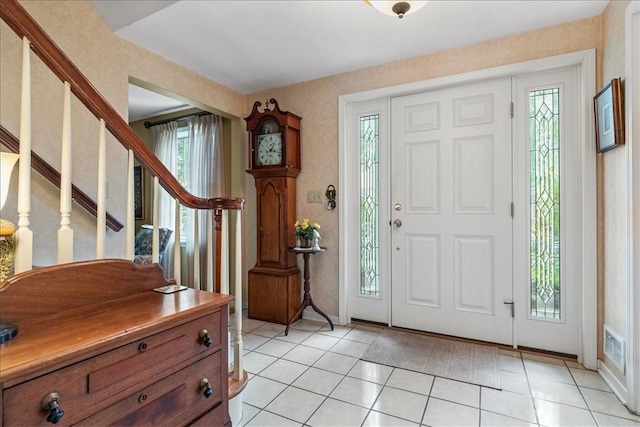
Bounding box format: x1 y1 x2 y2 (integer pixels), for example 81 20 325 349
230 312 640 427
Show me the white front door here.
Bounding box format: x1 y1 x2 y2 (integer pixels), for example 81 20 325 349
341 51 595 362
512 67 580 355
390 78 514 345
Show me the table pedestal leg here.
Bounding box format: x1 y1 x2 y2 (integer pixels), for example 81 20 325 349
284 251 334 335
309 296 334 331
285 293 334 335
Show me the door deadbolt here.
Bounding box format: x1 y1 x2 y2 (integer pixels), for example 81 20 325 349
394 203 402 211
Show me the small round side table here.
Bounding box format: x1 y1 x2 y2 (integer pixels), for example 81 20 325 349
285 246 334 335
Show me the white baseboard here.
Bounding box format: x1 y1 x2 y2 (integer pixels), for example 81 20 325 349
599 359 628 406
303 307 340 326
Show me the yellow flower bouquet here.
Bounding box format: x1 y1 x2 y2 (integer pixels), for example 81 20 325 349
294 219 320 247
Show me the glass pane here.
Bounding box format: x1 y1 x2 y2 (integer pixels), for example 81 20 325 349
529 88 561 319
360 114 379 297
177 127 189 243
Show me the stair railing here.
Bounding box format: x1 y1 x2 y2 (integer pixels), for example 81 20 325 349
0 0 245 384
0 125 124 232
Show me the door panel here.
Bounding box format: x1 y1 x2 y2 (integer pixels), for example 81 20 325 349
391 78 513 345
454 235 495 315
405 233 440 307
454 135 494 214
407 141 440 213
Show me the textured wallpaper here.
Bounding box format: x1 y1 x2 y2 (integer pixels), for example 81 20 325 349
600 0 631 382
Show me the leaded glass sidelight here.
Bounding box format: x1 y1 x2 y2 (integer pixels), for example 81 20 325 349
360 114 380 297
529 88 561 319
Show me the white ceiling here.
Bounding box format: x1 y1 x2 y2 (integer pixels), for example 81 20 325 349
92 0 609 119
128 84 189 122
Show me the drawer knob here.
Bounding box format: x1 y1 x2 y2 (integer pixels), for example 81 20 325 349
199 329 213 347
200 378 213 398
138 342 148 352
41 392 65 424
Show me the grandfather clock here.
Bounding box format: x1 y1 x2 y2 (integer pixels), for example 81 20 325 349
245 99 301 324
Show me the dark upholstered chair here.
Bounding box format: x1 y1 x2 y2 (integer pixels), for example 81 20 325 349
133 225 173 265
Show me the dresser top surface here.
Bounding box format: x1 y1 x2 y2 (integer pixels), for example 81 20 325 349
0 288 232 387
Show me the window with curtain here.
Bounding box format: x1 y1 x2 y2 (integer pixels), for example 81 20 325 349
151 113 225 286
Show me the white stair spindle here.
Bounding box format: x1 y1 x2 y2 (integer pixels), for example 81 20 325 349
152 177 159 263
96 119 106 259
221 210 229 295
233 209 243 381
57 82 73 264
125 150 135 260
206 210 213 292
14 36 33 273
193 211 200 290
173 198 182 285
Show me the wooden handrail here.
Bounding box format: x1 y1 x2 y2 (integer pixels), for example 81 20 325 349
0 0 244 213
0 125 124 232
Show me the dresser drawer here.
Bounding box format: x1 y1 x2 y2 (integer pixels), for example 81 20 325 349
3 310 222 426
190 400 230 427
74 351 223 426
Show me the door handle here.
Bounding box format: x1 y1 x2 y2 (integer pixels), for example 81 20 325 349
393 219 402 228
504 301 514 317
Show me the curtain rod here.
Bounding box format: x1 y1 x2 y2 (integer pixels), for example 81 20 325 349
143 111 211 129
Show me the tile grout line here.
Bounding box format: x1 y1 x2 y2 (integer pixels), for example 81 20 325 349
521 353 542 426
421 374 438 426
478 386 483 427
568 361 601 426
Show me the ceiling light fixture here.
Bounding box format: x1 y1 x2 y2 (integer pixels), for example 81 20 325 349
366 1 428 19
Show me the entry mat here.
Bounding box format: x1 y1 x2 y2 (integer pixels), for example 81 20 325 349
360 328 502 390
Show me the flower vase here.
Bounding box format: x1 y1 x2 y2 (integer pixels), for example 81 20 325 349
298 237 312 249
0 219 16 282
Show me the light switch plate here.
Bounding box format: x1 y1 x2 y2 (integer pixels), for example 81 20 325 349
307 190 322 203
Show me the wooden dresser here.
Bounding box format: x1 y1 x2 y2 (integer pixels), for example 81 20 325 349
0 259 233 426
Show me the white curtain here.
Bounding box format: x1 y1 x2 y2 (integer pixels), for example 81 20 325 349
185 114 224 287
152 122 178 277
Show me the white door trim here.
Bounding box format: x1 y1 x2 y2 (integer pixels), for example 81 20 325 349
625 0 640 414
338 49 596 368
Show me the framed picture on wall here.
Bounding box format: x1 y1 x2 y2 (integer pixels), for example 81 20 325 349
134 166 144 219
594 77 624 153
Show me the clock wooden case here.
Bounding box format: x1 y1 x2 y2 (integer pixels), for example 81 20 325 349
245 99 302 324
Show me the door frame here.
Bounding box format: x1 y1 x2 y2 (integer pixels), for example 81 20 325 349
338 49 597 368
625 0 640 414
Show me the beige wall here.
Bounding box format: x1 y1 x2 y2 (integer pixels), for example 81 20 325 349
248 17 602 319
599 0 631 383
0 1 246 266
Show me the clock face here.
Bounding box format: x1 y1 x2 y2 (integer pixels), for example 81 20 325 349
257 133 282 166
